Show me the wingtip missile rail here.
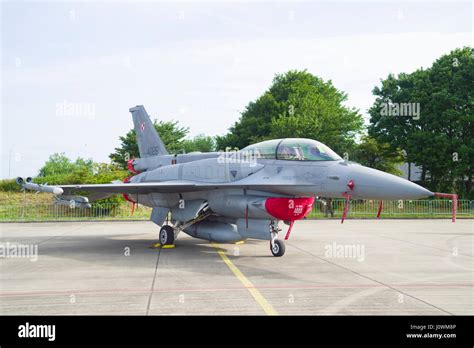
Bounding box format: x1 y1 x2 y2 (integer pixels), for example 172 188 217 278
16 177 64 195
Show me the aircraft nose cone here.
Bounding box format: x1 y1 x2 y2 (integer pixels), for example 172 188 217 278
349 165 433 200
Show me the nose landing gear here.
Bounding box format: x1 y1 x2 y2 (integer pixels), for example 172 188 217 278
269 221 285 257
270 239 285 257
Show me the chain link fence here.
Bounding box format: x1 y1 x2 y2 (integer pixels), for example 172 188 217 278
0 199 472 222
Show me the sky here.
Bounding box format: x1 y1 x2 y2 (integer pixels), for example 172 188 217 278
1 0 472 179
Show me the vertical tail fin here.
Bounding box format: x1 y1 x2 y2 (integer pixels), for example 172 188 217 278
129 105 168 157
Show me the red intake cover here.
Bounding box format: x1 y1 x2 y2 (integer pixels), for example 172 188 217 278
265 197 314 221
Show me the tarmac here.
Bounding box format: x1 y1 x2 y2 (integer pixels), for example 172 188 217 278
0 219 472 315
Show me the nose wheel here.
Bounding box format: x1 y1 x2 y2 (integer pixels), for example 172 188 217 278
159 225 175 246
269 220 285 257
270 239 285 257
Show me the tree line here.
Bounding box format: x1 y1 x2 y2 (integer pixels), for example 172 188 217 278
111 47 472 197
1 46 471 199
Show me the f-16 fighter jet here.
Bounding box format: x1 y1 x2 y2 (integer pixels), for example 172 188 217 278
18 105 441 256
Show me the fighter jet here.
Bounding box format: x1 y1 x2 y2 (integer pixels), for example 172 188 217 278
18 105 439 256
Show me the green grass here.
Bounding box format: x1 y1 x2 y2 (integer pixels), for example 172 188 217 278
0 191 54 205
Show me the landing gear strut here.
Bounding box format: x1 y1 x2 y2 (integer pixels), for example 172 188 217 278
269 221 285 257
157 207 212 247
159 225 175 246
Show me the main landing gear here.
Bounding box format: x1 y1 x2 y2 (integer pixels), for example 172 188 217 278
157 207 212 248
269 221 285 257
159 225 175 246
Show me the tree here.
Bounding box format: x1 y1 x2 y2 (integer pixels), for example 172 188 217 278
181 134 216 153
38 153 93 177
351 136 404 175
427 47 473 196
36 153 127 185
109 120 189 168
216 70 364 155
368 70 430 181
368 47 473 197
34 154 129 203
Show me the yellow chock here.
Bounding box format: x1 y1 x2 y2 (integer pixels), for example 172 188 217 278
150 243 175 249
235 241 245 245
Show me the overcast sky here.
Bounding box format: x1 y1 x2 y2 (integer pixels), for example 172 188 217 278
1 1 472 179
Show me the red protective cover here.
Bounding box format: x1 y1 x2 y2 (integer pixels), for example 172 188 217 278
122 176 136 203
127 159 138 174
265 197 314 221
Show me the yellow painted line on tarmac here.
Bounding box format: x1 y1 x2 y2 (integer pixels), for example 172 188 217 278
212 244 278 316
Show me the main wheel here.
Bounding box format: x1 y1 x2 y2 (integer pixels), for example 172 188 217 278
270 239 285 257
159 225 175 245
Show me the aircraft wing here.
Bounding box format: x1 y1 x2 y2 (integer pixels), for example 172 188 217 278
58 181 313 195
59 181 205 195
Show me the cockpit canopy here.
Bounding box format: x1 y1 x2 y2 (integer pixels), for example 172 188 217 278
240 138 342 161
